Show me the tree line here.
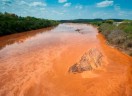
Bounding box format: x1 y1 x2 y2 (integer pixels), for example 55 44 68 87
0 12 59 36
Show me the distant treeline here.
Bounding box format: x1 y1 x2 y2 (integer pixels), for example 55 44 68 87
0 12 59 36
59 19 124 24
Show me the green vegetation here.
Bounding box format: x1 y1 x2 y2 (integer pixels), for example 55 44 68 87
98 20 132 56
60 19 104 23
0 12 59 36
59 19 123 24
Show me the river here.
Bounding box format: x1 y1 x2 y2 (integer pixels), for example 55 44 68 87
0 23 132 96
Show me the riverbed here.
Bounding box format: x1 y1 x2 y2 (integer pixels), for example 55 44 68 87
0 23 132 96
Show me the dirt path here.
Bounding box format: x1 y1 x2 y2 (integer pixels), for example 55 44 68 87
0 23 132 96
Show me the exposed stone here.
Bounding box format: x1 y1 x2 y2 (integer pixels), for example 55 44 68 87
68 48 103 73
75 29 81 32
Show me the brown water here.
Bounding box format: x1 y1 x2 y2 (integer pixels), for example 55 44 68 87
0 23 132 96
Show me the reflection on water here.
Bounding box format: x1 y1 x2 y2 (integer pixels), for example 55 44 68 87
0 23 132 96
0 27 54 51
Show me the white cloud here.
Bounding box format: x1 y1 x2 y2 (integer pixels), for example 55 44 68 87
52 10 64 15
29 2 47 7
63 3 71 7
58 0 67 3
114 4 121 11
96 0 114 8
2 0 10 1
40 8 45 11
1 0 13 5
75 5 83 9
118 11 125 16
2 0 12 2
19 1 27 5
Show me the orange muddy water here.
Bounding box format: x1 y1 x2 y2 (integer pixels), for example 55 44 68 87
0 23 132 96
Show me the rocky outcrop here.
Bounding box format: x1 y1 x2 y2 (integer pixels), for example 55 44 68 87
68 48 103 73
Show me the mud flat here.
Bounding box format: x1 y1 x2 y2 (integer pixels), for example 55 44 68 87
0 23 132 96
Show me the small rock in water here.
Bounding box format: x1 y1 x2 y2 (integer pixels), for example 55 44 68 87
68 48 103 73
75 29 81 32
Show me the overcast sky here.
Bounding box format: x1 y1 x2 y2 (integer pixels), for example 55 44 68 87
0 0 132 20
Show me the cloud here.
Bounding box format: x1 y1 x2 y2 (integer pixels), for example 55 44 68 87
114 4 121 11
19 1 27 5
2 0 12 3
1 0 13 5
96 0 114 7
18 1 47 7
29 2 47 7
58 0 67 3
75 5 83 9
52 10 64 15
118 11 125 16
63 3 71 7
40 8 46 11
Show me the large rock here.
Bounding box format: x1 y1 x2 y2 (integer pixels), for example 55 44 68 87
68 48 103 73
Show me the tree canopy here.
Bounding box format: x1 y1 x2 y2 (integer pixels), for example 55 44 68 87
0 12 59 36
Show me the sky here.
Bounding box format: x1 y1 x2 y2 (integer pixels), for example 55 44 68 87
0 0 132 20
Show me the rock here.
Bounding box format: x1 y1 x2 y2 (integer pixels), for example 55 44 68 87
68 48 103 73
75 29 81 32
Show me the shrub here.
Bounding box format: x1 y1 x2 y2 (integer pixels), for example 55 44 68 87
97 20 132 56
98 23 116 37
104 20 114 24
107 30 126 44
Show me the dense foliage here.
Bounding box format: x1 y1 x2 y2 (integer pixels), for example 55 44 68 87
0 12 59 36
